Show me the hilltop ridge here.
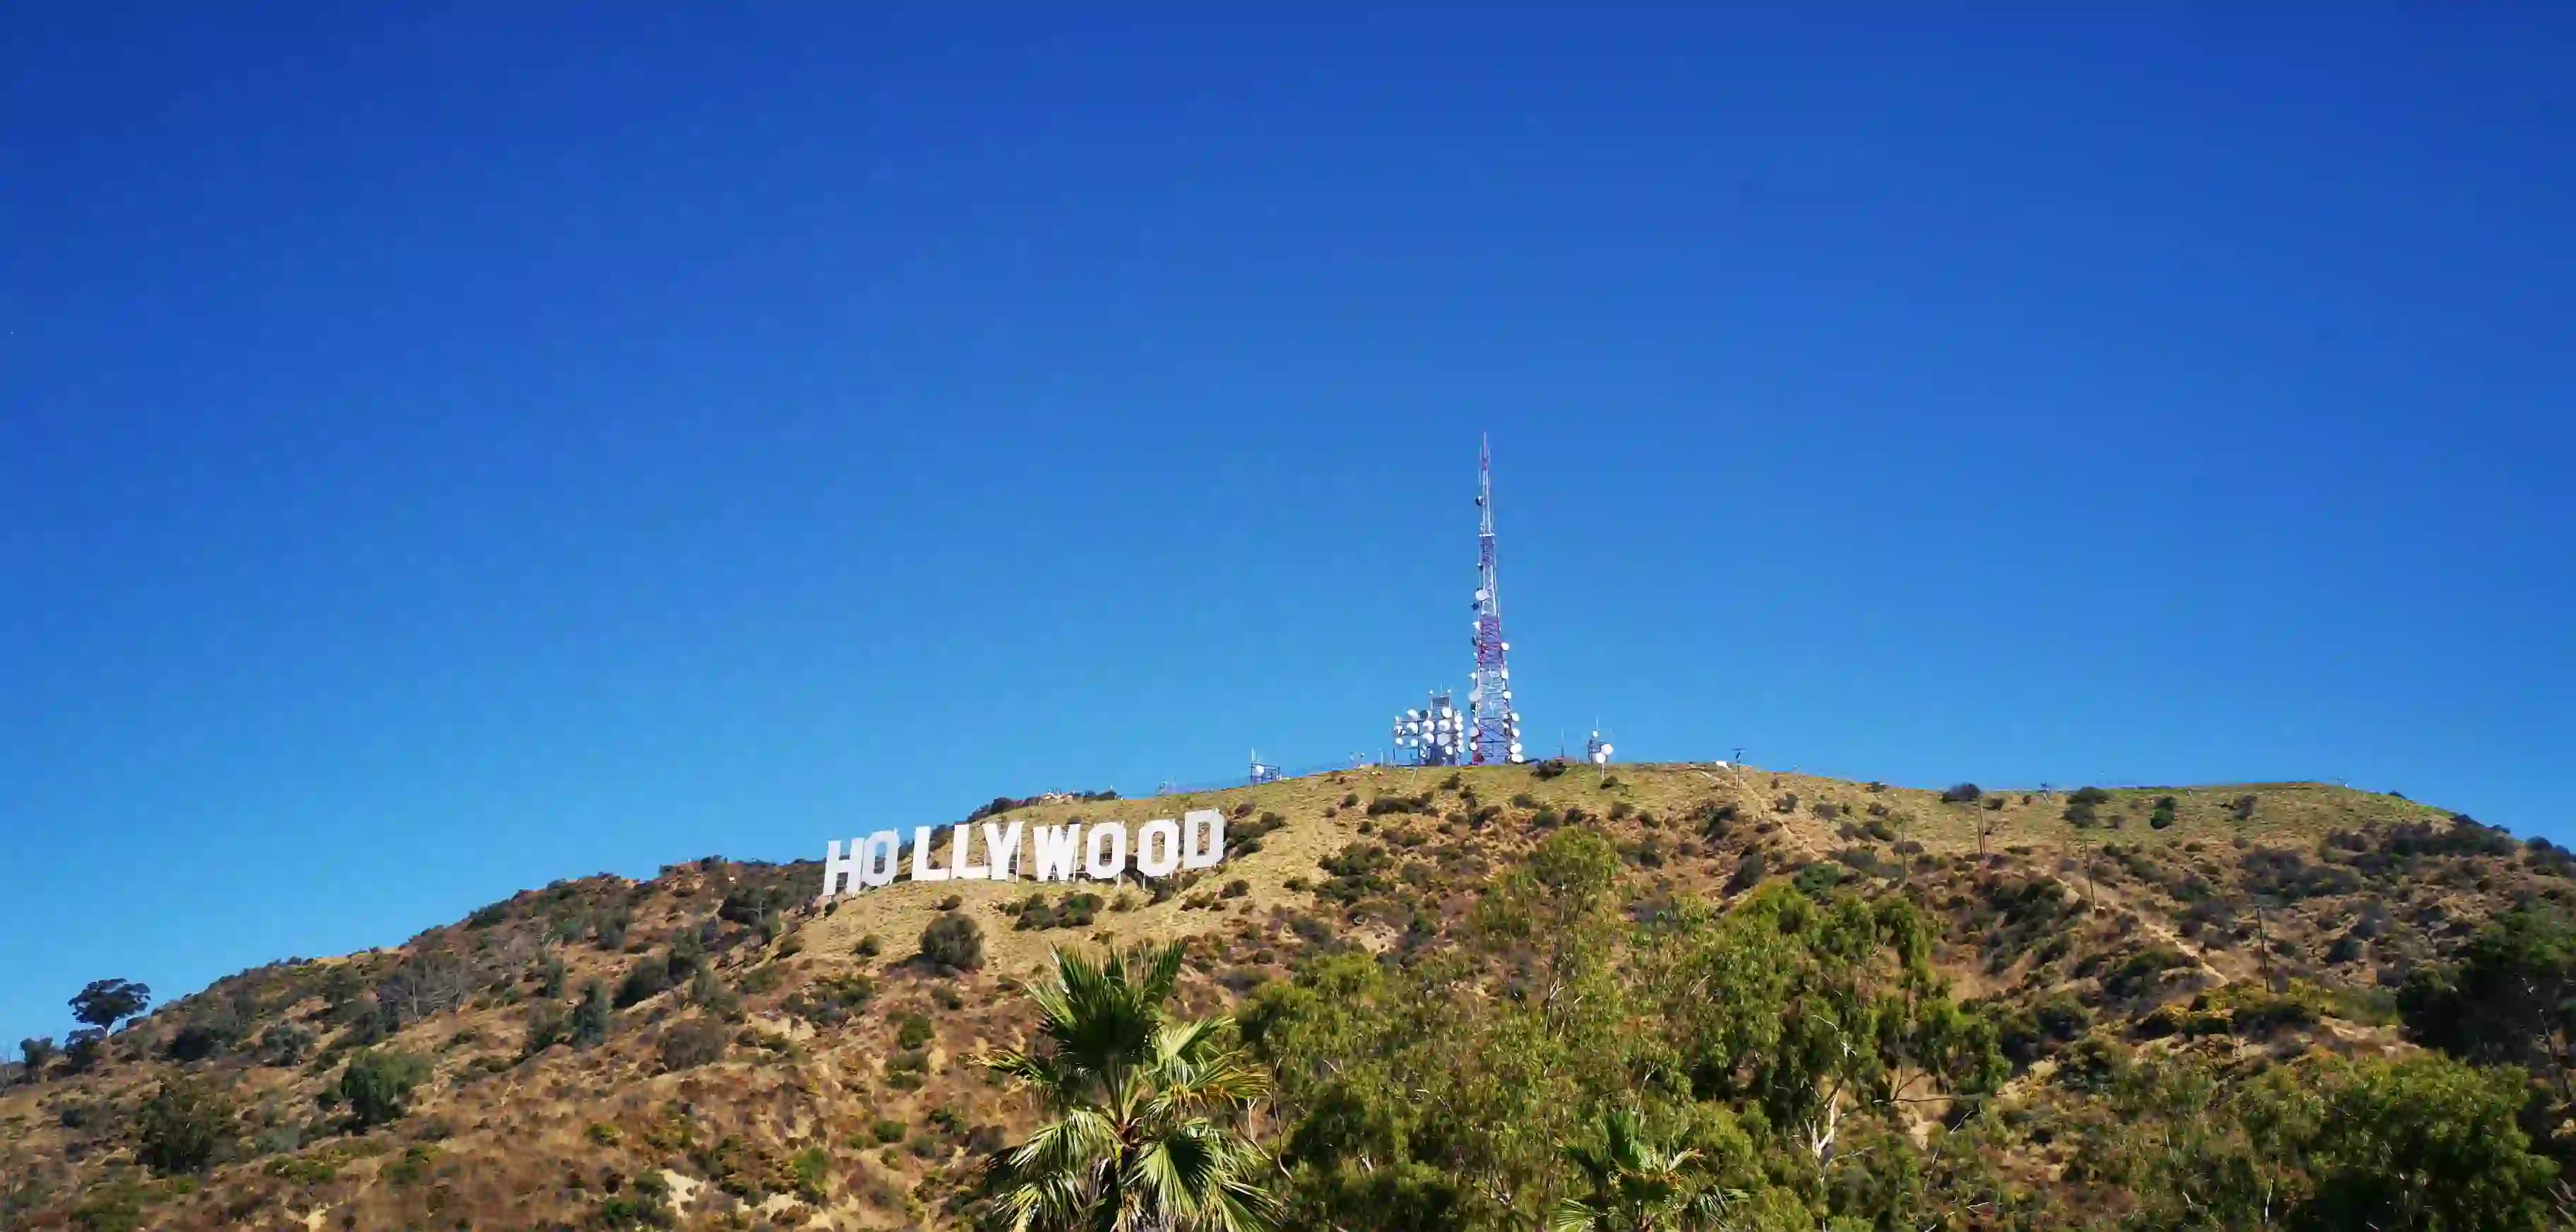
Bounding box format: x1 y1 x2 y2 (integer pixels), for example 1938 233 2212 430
4 762 2568 1228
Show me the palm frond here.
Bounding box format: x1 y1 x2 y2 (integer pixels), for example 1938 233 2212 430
989 940 1277 1232
1549 1195 1609 1232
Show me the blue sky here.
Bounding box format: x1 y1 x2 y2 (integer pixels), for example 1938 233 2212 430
3 6 2568 1045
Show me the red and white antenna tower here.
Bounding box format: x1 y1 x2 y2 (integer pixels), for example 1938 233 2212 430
1469 437 1524 764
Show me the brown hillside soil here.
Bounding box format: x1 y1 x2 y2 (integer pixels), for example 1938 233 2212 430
0 764 2540 1228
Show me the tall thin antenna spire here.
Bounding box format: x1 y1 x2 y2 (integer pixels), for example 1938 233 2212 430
1469 436 1522 764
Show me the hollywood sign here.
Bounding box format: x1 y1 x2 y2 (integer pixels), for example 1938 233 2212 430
818 810 1227 904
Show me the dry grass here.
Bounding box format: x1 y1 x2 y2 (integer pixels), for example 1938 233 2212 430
0 762 2486 1229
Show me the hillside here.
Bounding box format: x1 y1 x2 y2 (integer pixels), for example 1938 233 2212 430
6 762 2574 1229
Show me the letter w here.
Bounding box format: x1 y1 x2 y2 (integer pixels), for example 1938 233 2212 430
1032 824 1083 883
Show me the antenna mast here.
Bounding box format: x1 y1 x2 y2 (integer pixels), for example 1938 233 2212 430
1469 437 1524 764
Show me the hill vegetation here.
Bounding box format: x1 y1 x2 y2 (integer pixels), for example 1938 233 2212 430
6 764 2576 1228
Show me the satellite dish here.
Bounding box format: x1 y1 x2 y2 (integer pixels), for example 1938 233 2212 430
1601 744 1614 757
1501 641 1510 651
1474 588 1489 603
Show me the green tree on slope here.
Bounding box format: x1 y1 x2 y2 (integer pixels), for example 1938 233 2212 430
981 942 1278 1232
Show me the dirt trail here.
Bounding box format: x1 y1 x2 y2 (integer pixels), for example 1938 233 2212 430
2072 876 2235 986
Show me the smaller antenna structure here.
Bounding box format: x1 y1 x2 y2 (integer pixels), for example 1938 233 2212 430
1391 691 1465 767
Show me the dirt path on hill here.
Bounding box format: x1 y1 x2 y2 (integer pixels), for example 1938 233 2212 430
2073 876 2234 985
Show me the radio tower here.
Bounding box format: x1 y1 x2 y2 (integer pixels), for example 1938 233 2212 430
1469 437 1524 764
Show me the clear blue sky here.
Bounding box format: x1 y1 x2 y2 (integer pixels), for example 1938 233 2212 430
4 6 2568 1046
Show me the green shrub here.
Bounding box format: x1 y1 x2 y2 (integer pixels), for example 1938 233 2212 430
1014 892 1104 932
895 1014 934 1050
136 1077 236 1174
2063 786 2112 827
659 1017 729 1072
1724 850 1769 895
615 954 676 1009
919 912 985 971
790 1145 830 1202
19 1034 56 1077
335 1048 432 1130
572 981 612 1046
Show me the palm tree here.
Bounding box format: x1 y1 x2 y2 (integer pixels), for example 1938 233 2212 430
981 941 1279 1232
1550 1107 1737 1232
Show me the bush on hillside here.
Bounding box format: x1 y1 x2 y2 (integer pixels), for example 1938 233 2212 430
659 1016 729 1072
571 981 612 1048
1941 783 1983 804
259 1022 316 1067
615 953 677 1009
2064 786 2113 827
896 1013 935 1050
1724 850 1769 895
19 1036 56 1079
136 1077 236 1175
1015 892 1104 931
335 1048 432 1130
921 912 985 972
64 1029 106 1073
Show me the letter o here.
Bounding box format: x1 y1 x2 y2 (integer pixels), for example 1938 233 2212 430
860 831 901 887
1135 819 1181 878
1085 822 1130 881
